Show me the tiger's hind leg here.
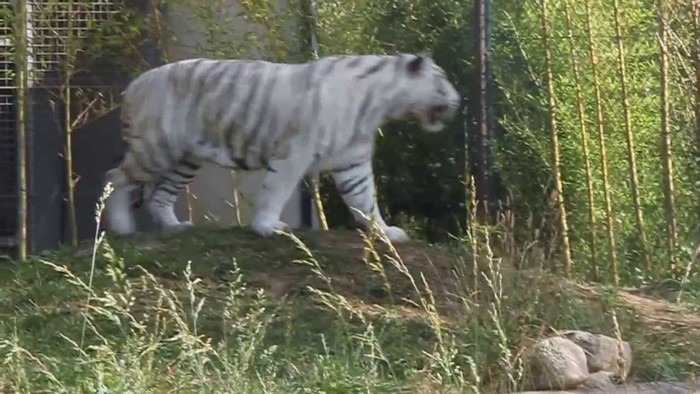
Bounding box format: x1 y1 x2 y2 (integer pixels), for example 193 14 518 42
104 165 139 235
146 156 202 233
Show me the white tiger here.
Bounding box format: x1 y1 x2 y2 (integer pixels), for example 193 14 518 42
104 53 461 242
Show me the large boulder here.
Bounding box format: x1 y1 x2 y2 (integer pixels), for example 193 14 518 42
528 336 590 390
559 330 633 379
523 330 634 392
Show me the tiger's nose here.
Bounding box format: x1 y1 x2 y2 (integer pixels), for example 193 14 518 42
449 90 461 115
444 98 460 121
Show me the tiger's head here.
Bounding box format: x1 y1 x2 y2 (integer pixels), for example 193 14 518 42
398 53 461 133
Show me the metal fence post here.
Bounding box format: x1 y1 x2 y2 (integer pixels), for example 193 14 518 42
474 0 492 221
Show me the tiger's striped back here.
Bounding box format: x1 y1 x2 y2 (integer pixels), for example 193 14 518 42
119 58 311 181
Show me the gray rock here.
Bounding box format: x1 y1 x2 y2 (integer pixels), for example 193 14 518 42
581 370 619 389
512 379 700 393
559 330 633 379
529 336 590 390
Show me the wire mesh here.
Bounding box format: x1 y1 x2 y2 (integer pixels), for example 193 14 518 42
27 0 124 122
0 0 127 253
0 0 17 249
27 0 119 83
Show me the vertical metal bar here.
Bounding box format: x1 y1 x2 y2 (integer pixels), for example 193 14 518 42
475 0 490 220
15 0 28 261
485 0 493 199
692 0 700 251
696 0 700 152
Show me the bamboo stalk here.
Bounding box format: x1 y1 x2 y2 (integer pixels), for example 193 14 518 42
540 0 574 276
64 0 78 247
232 190 241 225
230 170 241 225
310 179 328 230
303 0 328 231
185 185 194 223
563 0 598 280
656 0 678 272
15 1 28 261
468 176 478 295
464 108 470 235
151 0 169 63
463 108 478 292
612 0 651 275
64 80 77 245
584 0 618 283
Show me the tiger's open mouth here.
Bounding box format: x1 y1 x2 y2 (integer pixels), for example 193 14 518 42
429 105 448 124
409 104 455 132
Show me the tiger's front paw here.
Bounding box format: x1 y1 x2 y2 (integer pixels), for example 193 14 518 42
163 221 195 233
251 218 289 237
382 226 410 243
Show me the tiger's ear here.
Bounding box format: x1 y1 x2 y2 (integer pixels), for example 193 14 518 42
417 50 433 59
407 55 426 74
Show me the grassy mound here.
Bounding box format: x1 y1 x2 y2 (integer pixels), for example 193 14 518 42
0 226 699 393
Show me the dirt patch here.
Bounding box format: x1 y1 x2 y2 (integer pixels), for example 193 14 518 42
55 227 700 341
575 284 700 332
616 291 700 330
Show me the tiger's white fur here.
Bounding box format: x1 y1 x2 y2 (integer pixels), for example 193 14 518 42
104 53 461 242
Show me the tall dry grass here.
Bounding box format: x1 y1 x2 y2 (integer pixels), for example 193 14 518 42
0 183 661 392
